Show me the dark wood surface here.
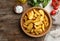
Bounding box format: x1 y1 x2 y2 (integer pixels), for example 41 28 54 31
0 0 45 41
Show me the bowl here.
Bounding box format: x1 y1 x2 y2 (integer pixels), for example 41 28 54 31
20 7 52 37
14 5 23 14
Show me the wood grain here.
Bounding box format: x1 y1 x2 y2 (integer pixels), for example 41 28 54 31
0 0 45 41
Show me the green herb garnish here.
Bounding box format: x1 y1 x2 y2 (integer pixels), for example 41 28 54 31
28 0 50 8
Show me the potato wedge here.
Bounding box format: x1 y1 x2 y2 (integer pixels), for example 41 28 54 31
37 29 43 34
33 9 40 15
41 24 45 31
24 15 28 22
44 15 49 22
34 13 37 17
27 11 34 19
39 29 43 33
33 16 40 22
44 15 49 27
24 20 33 25
39 10 44 17
27 23 33 30
34 29 39 35
23 24 27 28
34 21 43 25
34 25 41 29
31 29 34 33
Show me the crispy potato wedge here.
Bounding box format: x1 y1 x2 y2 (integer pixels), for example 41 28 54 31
39 29 43 33
27 11 34 19
24 20 33 25
34 13 37 17
34 25 41 29
41 24 45 31
24 15 28 22
39 10 44 17
34 21 43 25
27 23 33 30
44 15 49 27
23 24 27 28
26 23 33 32
33 9 40 15
33 16 40 22
34 29 39 35
31 29 34 33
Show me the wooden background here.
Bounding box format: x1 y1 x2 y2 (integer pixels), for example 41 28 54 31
0 0 47 41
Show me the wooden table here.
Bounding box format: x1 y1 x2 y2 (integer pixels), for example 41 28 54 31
0 0 47 41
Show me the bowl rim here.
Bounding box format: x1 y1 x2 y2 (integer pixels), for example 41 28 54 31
20 7 52 37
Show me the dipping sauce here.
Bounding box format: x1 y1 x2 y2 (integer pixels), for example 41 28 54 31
14 5 23 14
